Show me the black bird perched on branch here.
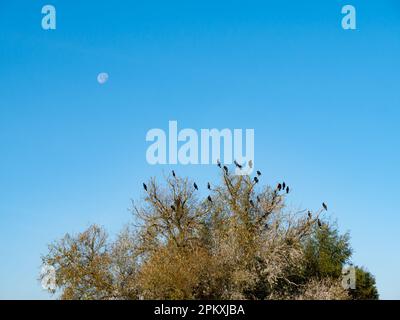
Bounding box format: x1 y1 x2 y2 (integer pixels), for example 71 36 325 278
322 202 328 211
277 183 282 191
286 186 289 194
207 195 212 202
217 159 221 168
234 160 243 169
257 170 261 176
318 219 322 228
194 182 198 190
207 182 211 190
223 166 228 174
172 170 176 178
143 183 148 192
254 176 259 184
257 196 261 203
308 211 312 219
171 205 176 211
249 199 254 207
282 182 286 190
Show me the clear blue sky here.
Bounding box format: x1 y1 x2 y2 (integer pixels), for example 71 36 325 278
0 0 399 299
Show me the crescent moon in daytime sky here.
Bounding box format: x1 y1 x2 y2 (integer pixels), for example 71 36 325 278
97 72 109 84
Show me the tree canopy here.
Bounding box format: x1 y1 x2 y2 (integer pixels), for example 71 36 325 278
41 165 378 300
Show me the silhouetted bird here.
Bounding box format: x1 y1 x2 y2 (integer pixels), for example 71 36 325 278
257 196 261 202
322 202 328 211
282 182 286 190
277 183 282 191
171 205 176 211
207 195 212 202
257 170 261 176
263 210 272 218
194 182 198 190
207 182 211 190
318 219 322 228
223 166 228 174
308 211 312 219
249 200 254 207
234 160 243 169
254 177 259 183
143 183 148 192
286 186 289 194
172 170 176 177
217 159 222 168
264 223 270 230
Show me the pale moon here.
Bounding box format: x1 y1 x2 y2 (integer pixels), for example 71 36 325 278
97 72 109 84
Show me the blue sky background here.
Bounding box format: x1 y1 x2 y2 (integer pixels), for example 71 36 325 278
0 0 399 299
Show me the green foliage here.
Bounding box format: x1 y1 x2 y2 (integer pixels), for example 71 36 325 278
41 167 378 300
350 267 379 300
301 223 379 300
303 222 352 279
